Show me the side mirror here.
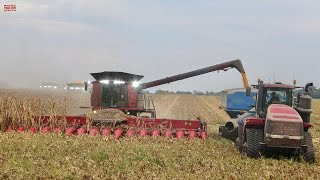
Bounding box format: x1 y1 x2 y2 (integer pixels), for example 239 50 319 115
246 87 251 96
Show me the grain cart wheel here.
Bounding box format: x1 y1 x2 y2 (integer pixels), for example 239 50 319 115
303 132 315 163
236 125 244 152
245 128 263 159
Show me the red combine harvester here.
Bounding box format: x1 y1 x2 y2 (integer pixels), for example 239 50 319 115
87 59 249 117
7 59 250 139
220 81 315 163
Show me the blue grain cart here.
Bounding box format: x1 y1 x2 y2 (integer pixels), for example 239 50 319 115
221 88 257 118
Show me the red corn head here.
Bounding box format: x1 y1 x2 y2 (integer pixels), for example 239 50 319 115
89 128 100 136
29 127 37 134
126 128 135 137
54 127 62 133
150 129 160 137
6 126 14 133
77 127 87 135
200 132 207 140
65 127 76 136
17 127 25 133
41 126 51 133
101 128 111 137
188 130 197 139
163 130 173 138
138 129 148 137
175 130 184 138
114 128 124 139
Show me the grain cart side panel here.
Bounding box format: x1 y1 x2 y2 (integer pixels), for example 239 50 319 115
222 88 257 118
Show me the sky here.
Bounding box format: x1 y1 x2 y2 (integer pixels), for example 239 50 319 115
0 0 320 92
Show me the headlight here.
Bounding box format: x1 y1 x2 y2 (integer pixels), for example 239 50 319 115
132 81 139 88
114 80 125 84
100 80 109 84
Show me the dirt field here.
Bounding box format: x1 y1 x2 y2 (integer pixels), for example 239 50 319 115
0 89 319 179
152 94 229 122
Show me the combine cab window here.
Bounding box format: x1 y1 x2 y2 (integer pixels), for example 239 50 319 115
261 88 292 113
100 84 127 108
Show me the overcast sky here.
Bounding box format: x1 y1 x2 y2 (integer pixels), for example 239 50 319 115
0 0 319 92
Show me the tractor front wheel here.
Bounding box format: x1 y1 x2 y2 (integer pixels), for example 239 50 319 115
303 131 315 163
245 128 263 159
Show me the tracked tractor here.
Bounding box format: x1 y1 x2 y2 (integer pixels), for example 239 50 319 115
219 81 315 163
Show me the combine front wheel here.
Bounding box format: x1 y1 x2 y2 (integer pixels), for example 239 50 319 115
245 128 263 159
303 132 315 163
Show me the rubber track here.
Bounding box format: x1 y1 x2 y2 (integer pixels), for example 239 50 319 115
303 131 315 163
237 125 244 152
246 128 263 159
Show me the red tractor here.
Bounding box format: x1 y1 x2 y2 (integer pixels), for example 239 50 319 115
220 81 315 163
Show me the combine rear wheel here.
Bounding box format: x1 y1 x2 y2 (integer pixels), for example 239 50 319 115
302 132 315 163
245 128 263 159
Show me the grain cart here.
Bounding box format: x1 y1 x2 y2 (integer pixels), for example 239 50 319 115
219 81 315 163
220 88 258 118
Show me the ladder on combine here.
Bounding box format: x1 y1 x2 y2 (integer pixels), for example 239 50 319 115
137 94 156 118
145 96 156 118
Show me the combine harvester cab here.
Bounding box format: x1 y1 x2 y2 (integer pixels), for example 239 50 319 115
219 81 315 163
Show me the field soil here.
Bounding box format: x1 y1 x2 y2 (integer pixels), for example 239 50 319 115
0 90 320 179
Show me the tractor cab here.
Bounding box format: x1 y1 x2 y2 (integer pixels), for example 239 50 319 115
256 81 294 118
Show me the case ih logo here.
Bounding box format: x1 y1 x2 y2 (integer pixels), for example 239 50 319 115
4 4 16 12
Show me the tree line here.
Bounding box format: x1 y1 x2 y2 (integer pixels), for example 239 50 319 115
141 90 220 96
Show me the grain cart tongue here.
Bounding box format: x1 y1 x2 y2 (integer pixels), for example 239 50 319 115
6 59 250 139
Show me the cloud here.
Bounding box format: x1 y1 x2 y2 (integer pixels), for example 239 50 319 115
0 17 102 33
0 0 320 90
